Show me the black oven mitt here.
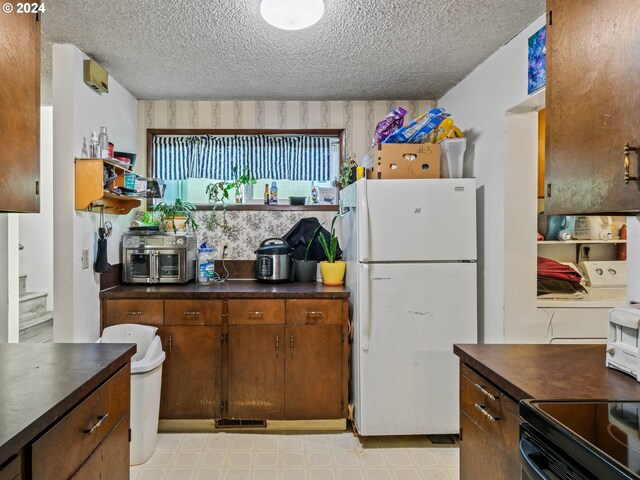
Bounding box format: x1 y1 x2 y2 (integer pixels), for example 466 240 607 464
94 227 111 273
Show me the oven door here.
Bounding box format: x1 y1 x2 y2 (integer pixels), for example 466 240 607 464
520 425 592 480
156 249 183 283
124 250 155 283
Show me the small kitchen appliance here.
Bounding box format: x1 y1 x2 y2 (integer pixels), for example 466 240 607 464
255 238 292 283
122 231 196 284
606 306 640 380
578 260 627 288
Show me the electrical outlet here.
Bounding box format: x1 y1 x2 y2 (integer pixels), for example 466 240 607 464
81 249 89 269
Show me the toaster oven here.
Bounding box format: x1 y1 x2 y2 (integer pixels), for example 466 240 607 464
122 233 197 284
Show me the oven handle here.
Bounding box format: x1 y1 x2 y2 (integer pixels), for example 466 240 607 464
520 436 560 480
152 251 159 283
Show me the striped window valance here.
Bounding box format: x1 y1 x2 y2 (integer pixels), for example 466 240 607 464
153 135 332 182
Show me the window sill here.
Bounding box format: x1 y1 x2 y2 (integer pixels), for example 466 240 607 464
192 204 339 212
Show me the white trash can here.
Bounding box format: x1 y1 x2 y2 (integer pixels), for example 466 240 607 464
99 324 166 465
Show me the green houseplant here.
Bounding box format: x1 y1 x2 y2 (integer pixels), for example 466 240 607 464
153 198 198 234
204 165 256 237
317 213 346 285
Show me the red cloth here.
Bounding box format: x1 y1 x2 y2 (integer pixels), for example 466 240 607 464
537 256 583 284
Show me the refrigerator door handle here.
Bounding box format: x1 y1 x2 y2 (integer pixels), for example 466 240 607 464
359 180 370 262
360 263 371 351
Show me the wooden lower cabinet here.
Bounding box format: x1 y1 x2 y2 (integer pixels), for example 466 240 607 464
227 325 285 419
27 366 130 480
285 325 343 419
101 296 349 422
459 364 521 480
162 326 222 419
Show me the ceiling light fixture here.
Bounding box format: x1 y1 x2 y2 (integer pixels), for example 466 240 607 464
260 0 325 31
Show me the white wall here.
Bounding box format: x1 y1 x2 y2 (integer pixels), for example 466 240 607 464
19 106 54 309
438 14 546 342
53 44 138 342
0 214 20 343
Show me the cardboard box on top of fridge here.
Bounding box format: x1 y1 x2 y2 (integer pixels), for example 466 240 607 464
366 143 440 179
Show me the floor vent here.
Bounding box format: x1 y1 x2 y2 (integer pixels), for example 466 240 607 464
215 419 267 429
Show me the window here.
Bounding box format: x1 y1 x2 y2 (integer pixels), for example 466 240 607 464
148 129 344 208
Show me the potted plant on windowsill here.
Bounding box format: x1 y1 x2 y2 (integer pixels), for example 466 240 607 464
293 223 323 282
317 213 346 286
153 198 198 234
204 165 256 237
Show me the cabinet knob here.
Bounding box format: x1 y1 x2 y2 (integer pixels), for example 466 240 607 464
275 335 279 354
290 335 294 354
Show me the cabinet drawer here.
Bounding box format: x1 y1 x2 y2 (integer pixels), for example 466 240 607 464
165 300 222 325
228 300 285 325
286 299 342 325
32 366 130 479
0 455 20 480
71 414 130 480
460 365 520 462
104 299 164 326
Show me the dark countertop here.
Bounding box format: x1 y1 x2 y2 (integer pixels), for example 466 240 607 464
454 343 640 401
100 280 350 299
0 343 135 466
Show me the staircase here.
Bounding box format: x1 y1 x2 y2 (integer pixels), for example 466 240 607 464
19 274 53 343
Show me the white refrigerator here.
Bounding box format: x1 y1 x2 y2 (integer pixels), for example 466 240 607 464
340 178 477 436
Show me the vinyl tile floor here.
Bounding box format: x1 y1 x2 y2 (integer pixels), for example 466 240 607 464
130 432 459 480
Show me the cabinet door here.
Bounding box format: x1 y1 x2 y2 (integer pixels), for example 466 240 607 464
285 325 343 419
460 413 519 480
161 326 222 419
545 0 640 214
0 5 40 213
227 325 285 419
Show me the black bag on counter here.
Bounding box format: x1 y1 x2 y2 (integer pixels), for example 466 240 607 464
282 217 342 262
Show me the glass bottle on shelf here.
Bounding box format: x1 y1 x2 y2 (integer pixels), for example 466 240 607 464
270 182 278 205
263 183 270 205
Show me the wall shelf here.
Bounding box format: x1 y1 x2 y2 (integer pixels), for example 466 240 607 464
75 158 141 215
538 240 626 245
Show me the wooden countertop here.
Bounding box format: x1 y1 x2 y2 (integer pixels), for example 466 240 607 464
100 280 350 299
454 343 640 401
0 343 135 466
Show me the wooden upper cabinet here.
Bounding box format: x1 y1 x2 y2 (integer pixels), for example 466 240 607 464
0 5 40 213
545 0 640 214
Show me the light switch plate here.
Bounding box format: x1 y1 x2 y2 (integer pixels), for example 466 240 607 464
81 249 89 269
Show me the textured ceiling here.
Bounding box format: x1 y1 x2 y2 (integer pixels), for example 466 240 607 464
40 0 545 103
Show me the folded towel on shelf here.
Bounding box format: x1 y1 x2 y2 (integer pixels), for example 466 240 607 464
537 276 587 299
537 256 583 284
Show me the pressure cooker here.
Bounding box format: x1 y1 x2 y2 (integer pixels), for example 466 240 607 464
255 238 292 283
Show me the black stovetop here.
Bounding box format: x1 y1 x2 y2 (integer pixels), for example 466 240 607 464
521 400 640 480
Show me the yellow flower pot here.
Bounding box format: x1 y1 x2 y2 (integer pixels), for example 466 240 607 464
319 261 346 286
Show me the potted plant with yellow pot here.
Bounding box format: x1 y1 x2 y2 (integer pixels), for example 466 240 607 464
318 213 346 285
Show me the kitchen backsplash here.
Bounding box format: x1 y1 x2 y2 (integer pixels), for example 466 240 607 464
136 99 436 259
192 209 337 260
